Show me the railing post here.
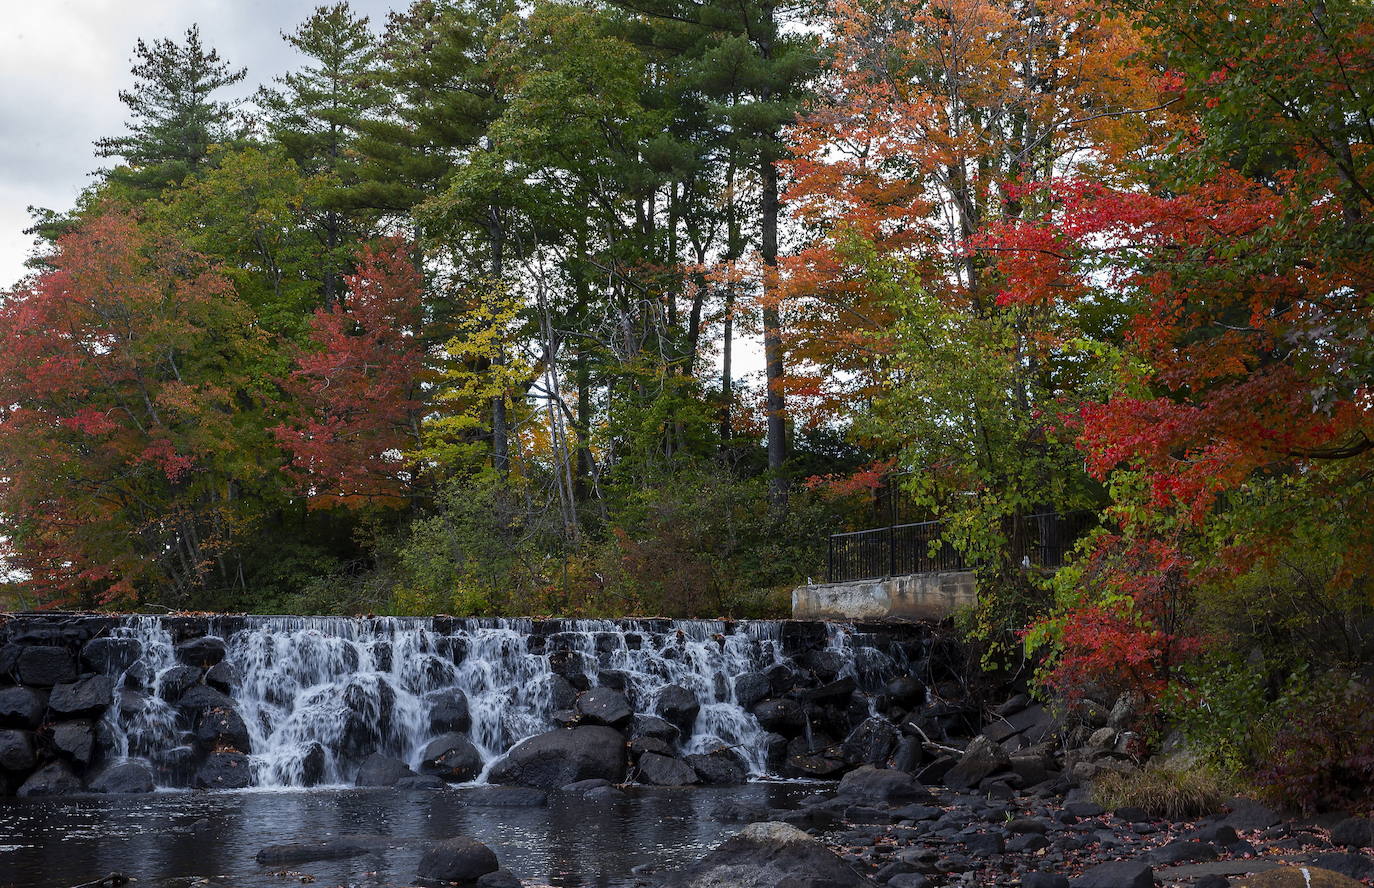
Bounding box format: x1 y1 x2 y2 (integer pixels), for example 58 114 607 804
888 524 895 578
828 535 834 583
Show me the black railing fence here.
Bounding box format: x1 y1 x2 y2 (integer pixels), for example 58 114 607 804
826 511 1095 584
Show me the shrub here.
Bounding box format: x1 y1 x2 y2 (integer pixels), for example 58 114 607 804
1255 671 1374 814
1092 763 1229 820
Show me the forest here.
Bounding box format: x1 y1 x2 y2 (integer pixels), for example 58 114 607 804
1 0 1373 808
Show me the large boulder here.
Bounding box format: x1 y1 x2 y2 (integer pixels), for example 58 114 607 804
687 748 748 785
196 751 253 789
1332 818 1374 849
17 761 82 796
90 761 155 794
175 636 227 669
49 675 116 718
82 637 144 674
836 766 932 805
488 726 626 789
157 665 203 702
661 821 877 888
204 661 238 694
15 646 77 687
355 753 415 787
427 689 472 734
194 705 252 754
176 684 236 714
630 714 680 745
657 685 701 736
0 686 45 728
416 837 500 885
752 699 806 736
943 735 1009 789
0 729 35 773
51 720 96 765
577 687 633 729
419 733 483 783
841 718 900 767
637 752 700 786
734 673 772 709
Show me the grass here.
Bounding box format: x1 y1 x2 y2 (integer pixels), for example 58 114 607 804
1091 762 1233 820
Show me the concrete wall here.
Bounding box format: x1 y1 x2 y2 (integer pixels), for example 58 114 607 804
791 571 976 621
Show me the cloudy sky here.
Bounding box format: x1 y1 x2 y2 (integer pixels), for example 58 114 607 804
0 0 401 290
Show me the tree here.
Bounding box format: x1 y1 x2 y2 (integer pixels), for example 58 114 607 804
95 25 248 197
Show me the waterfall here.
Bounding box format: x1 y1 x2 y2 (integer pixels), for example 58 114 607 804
93 616 918 790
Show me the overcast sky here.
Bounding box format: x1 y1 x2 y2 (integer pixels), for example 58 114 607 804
0 0 401 290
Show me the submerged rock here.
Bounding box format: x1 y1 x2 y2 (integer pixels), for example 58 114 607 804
687 748 748 785
661 821 877 888
416 836 500 885
637 752 700 786
488 726 626 789
355 753 415 787
256 837 386 864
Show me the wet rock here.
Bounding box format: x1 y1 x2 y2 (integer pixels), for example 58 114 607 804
842 717 899 767
427 688 472 734
175 636 226 669
0 729 35 773
355 753 415 787
837 766 932 805
630 714 680 745
194 705 252 754
416 836 500 885
16 646 77 687
90 761 155 794
1331 817 1374 848
638 752 700 786
256 838 381 864
1071 859 1154 888
661 821 877 888
463 786 548 807
204 661 237 694
419 732 483 783
657 685 701 735
82 637 143 674
176 684 235 714
17 761 82 796
476 869 522 888
630 735 675 758
578 687 633 729
886 676 925 707
734 673 772 709
397 775 445 790
943 735 1009 789
0 686 45 728
157 665 203 702
52 719 96 765
546 674 578 711
489 726 626 789
752 698 806 736
197 751 253 789
298 741 327 787
687 748 748 785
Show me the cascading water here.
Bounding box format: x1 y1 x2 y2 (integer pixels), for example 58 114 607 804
92 616 921 790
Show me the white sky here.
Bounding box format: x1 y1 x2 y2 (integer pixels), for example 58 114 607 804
0 0 399 290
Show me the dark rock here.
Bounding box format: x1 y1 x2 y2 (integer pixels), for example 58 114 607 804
194 705 251 754
735 672 772 709
1221 797 1281 830
630 736 675 758
15 646 77 687
1310 853 1374 881
196 751 253 789
638 752 700 786
1022 874 1070 888
489 726 626 789
1144 840 1218 865
157 665 203 702
90 761 155 794
1065 801 1105 818
82 637 143 674
561 778 611 792
660 821 877 888
0 729 35 773
657 685 701 735
51 719 96 764
1071 860 1154 888
577 687 633 729
355 754 415 787
256 838 382 865
175 636 226 669
893 736 923 774
630 714 680 745
416 837 500 885
49 675 116 718
597 670 629 691
176 684 235 714
837 765 932 805
419 732 482 782
967 833 1006 856
546 674 578 711
0 686 45 728
842 717 900 767
889 876 930 888
1331 817 1374 848
1193 877 1229 888
428 689 472 734
687 747 748 785
396 775 445 790
476 869 522 888
204 661 237 694
1009 818 1050 834
943 735 1009 789
752 698 806 735
886 676 925 706
1114 805 1151 823
1011 755 1052 787
1008 833 1051 853
299 741 327 787
463 786 548 807
17 761 82 796
1192 823 1239 846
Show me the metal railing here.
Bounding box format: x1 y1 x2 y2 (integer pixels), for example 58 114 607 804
826 511 1094 584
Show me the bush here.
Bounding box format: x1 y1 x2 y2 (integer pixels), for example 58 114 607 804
1255 671 1374 814
1092 763 1229 820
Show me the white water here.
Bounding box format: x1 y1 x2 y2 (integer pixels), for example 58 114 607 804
101 616 888 789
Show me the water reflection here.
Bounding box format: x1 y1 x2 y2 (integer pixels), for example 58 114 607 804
0 783 813 888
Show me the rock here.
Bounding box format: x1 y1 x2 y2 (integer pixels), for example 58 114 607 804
397 775 445 790
0 729 35 773
52 719 96 764
1088 727 1118 750
657 685 701 735
1071 860 1154 888
427 689 472 734
889 877 930 888
660 821 877 888
577 687 633 729
196 751 253 789
1237 868 1363 888
90 761 155 793
1109 693 1138 729
837 766 932 805
967 833 1006 856
416 837 500 885
638 752 700 786
17 761 82 796
687 748 748 785
752 698 806 735
16 646 77 687
1144 840 1218 865
355 754 415 787
630 714 680 745
1115 805 1151 822
156 665 203 702
1009 818 1050 834
0 686 45 728
1309 853 1374 882
489 727 625 789
194 705 252 754
175 636 226 669
630 735 675 758
1221 798 1282 830
885 676 925 706
841 717 899 767
1023 875 1070 888
256 838 381 864
299 741 327 786
546 674 578 710
1065 801 1105 818
476 869 522 888
176 684 235 714
419 732 483 782
942 735 1009 789
82 637 143 674
463 786 548 807
204 661 237 694
1331 817 1374 848
735 673 772 709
